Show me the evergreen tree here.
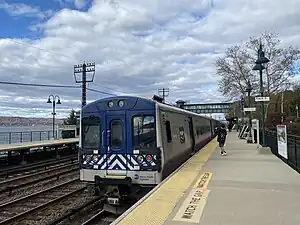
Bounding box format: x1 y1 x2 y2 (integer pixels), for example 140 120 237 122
64 109 77 125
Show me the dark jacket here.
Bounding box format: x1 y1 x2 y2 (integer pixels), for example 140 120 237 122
216 127 227 143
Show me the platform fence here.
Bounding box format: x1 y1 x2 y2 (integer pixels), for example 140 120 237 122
0 130 56 145
259 129 300 173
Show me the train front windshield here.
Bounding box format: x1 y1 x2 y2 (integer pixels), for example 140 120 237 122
82 116 101 149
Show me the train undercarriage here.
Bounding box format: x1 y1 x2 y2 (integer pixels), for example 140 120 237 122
86 175 151 204
85 175 153 215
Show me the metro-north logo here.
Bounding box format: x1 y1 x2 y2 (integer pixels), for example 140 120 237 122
134 174 139 179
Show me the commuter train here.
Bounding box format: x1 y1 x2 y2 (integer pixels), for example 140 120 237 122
79 95 221 204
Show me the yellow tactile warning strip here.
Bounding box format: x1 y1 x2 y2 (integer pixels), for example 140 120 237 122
116 139 217 225
173 172 213 223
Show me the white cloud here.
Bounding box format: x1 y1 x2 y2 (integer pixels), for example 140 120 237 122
0 0 300 118
0 1 53 19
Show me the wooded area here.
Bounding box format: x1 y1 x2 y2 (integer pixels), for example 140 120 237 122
217 31 300 135
227 84 300 135
216 32 300 101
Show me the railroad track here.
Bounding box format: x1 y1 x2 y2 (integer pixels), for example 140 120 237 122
46 199 118 225
80 210 116 225
0 163 79 196
45 197 105 225
51 187 152 225
0 155 78 180
0 179 85 225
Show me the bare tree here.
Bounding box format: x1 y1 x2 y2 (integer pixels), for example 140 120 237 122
216 32 300 100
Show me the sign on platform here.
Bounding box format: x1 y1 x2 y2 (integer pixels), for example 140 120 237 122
277 125 287 159
251 119 259 130
255 96 270 102
244 107 256 112
173 188 210 223
251 119 260 146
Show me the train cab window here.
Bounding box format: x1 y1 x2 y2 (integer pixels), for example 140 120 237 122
82 116 101 149
110 120 123 149
166 120 172 143
132 116 155 149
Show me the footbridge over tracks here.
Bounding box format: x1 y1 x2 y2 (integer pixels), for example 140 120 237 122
175 100 233 114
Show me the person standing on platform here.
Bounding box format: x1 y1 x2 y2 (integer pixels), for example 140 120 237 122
216 124 227 156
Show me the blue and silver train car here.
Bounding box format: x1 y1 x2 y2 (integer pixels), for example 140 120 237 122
79 95 220 203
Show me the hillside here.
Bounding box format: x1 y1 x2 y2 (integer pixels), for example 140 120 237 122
0 116 66 127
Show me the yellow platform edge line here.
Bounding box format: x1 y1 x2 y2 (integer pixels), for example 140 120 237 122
114 138 217 225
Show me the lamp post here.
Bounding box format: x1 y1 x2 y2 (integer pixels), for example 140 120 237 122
246 79 253 143
240 95 245 127
47 95 61 139
252 43 270 147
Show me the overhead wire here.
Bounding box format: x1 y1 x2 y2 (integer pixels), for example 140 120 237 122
0 81 116 96
0 81 79 88
6 39 120 96
5 39 160 98
86 87 117 96
8 39 74 60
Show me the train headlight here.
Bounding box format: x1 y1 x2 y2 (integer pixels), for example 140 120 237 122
118 100 124 107
108 101 114 107
85 155 92 163
137 155 143 163
145 155 152 162
93 155 99 163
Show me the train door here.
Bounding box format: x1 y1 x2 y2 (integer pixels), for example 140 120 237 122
105 113 127 176
188 117 195 154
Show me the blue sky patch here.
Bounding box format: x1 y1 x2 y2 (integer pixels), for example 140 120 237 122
0 0 93 39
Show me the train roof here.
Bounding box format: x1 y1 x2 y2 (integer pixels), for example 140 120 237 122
83 95 221 122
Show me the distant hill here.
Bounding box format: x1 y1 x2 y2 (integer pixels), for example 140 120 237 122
0 116 66 127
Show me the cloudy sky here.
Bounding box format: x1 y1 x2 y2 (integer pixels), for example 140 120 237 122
0 0 299 119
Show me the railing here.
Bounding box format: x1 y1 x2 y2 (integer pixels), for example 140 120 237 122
260 129 300 173
0 130 57 145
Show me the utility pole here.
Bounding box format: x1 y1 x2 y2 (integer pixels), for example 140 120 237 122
158 88 169 103
74 62 96 108
281 92 284 124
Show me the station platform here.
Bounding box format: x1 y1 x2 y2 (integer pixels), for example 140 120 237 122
0 138 79 151
112 132 300 225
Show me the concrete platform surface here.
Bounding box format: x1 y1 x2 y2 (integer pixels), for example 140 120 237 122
164 132 300 225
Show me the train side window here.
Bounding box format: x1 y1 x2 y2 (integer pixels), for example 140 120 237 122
111 120 123 149
166 120 172 143
179 126 185 143
82 116 101 149
132 115 156 149
196 126 200 136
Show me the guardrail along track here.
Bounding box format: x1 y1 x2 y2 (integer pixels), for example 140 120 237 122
0 155 78 180
0 163 79 196
0 178 84 225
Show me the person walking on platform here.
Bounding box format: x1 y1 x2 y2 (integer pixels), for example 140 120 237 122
216 124 227 156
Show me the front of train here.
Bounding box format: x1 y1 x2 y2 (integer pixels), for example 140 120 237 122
79 96 162 205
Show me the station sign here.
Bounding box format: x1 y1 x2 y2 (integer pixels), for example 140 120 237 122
255 96 270 102
244 107 256 112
